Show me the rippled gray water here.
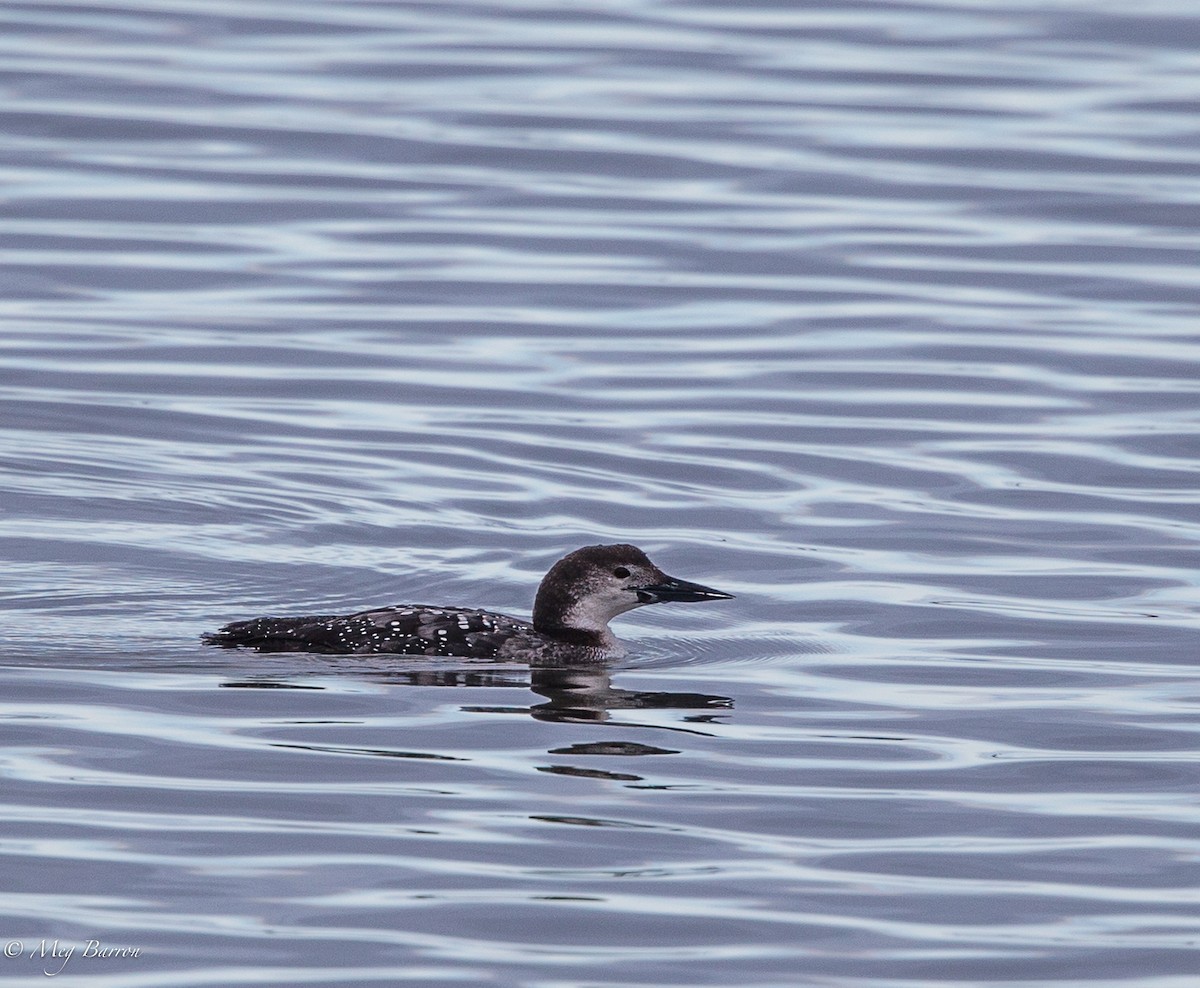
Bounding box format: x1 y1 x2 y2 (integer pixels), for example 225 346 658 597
3 1 1200 985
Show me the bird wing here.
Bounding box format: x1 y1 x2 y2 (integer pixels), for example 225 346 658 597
205 604 533 657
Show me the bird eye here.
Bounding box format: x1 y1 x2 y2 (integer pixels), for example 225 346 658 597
613 566 631 579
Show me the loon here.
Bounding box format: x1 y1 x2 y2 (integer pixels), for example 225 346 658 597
203 543 733 662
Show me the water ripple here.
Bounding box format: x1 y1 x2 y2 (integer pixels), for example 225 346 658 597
2 0 1200 984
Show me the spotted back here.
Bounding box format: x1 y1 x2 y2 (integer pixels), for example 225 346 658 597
206 605 534 657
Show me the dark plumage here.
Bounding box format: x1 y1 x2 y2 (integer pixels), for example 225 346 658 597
204 544 733 662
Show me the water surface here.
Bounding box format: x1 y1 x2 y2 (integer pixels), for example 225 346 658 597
2 0 1200 985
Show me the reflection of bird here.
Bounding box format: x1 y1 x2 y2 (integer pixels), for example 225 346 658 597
204 544 733 662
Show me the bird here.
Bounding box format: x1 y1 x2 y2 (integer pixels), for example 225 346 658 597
203 543 733 662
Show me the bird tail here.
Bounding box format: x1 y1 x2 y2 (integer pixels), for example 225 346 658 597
202 615 339 651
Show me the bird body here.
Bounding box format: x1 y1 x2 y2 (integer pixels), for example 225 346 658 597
204 544 732 662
